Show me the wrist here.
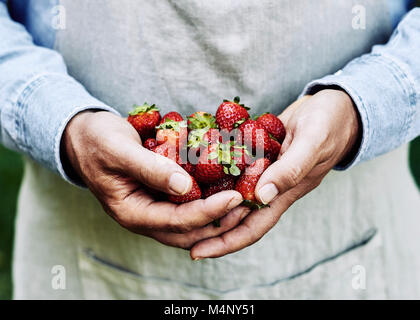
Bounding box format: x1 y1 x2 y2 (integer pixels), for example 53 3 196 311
314 88 361 165
330 89 362 166
60 110 98 183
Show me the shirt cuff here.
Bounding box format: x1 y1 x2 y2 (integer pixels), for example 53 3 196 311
300 53 417 170
1 72 120 186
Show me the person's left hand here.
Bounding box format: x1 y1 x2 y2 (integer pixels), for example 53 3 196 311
190 89 361 259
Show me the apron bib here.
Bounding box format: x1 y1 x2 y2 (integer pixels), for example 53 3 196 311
13 0 420 299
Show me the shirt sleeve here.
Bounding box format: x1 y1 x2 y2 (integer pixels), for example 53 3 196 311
301 8 420 170
0 2 120 185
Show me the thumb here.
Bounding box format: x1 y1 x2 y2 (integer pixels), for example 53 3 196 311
255 135 319 204
120 143 192 196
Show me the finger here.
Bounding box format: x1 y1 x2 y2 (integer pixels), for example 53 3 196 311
255 133 320 204
190 181 317 259
279 128 293 155
115 189 243 233
115 142 192 196
145 206 251 249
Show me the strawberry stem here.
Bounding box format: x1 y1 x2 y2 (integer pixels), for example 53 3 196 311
212 219 221 228
241 200 270 210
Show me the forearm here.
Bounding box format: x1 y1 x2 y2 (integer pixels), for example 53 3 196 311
301 8 420 169
0 2 119 184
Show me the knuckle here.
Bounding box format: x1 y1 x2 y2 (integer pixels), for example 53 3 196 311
151 234 193 250
167 237 192 250
138 165 155 185
115 213 136 231
294 117 306 131
283 166 302 188
105 200 127 223
191 199 217 222
220 233 234 250
201 200 220 220
115 211 140 230
177 237 194 250
168 212 193 233
107 199 147 231
313 178 323 189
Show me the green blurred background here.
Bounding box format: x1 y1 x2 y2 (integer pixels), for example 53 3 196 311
0 145 23 300
1 138 419 299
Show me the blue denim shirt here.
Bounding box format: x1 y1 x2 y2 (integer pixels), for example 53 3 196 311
0 0 419 184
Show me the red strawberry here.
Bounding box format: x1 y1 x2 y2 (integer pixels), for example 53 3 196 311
216 96 250 131
235 158 271 208
143 138 157 150
187 127 216 149
160 111 184 123
187 111 217 130
152 143 180 164
194 144 226 184
182 162 196 176
187 128 222 161
156 119 188 149
265 138 281 163
256 113 286 143
238 119 271 155
202 128 222 145
194 143 242 184
231 144 251 172
168 177 202 204
127 103 161 139
202 176 235 198
187 143 202 163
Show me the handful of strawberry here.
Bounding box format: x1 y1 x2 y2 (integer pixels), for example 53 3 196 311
127 96 286 212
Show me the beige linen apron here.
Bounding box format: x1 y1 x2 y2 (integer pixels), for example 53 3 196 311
13 0 420 299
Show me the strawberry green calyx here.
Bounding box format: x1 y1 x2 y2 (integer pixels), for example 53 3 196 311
233 118 247 129
253 112 268 121
224 163 241 176
187 128 208 148
268 133 277 141
223 96 251 111
129 102 159 116
188 112 218 130
208 142 242 176
156 118 187 132
232 144 250 157
241 200 270 210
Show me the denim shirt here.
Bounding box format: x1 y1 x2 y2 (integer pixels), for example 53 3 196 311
0 0 419 184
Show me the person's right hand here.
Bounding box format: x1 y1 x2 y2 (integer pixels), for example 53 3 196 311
62 111 245 250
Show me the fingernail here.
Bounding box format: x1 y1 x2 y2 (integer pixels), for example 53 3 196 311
227 194 243 211
169 173 191 195
193 257 203 261
257 183 279 204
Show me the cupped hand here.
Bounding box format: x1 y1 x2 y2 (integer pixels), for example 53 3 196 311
190 89 361 259
62 111 244 249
